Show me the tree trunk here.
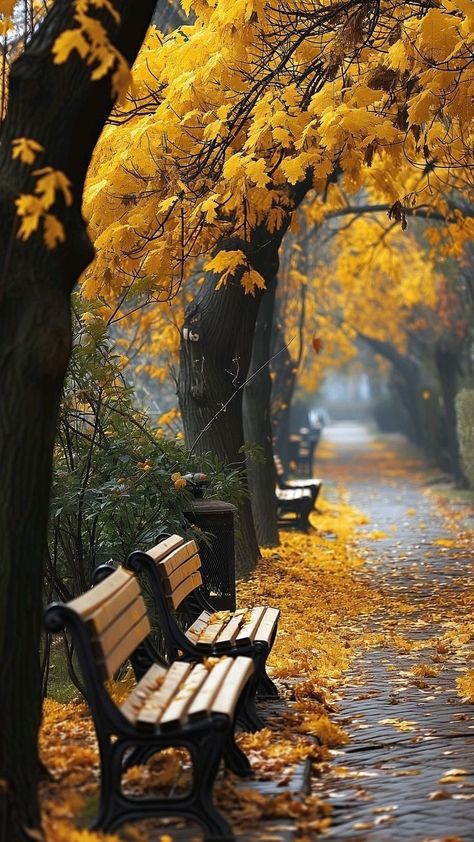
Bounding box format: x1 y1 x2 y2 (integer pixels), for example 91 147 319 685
0 4 157 838
178 228 281 575
435 343 466 488
360 334 424 446
243 275 279 547
271 323 297 472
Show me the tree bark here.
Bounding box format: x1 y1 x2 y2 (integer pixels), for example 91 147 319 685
0 3 157 838
271 302 299 472
178 227 280 575
243 275 279 547
359 334 424 446
435 343 467 488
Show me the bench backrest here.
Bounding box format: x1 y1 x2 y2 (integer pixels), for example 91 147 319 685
67 567 151 681
147 535 203 609
273 454 285 477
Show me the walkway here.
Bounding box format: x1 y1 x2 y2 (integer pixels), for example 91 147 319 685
316 424 474 841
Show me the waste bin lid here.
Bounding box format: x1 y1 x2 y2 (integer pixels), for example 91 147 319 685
186 500 237 514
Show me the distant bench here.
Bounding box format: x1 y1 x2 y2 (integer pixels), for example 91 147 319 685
44 566 254 840
274 455 322 531
115 534 281 732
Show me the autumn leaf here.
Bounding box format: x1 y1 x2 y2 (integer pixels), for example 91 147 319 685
312 336 323 354
11 138 44 166
53 28 90 64
0 0 15 16
43 214 66 249
33 167 73 209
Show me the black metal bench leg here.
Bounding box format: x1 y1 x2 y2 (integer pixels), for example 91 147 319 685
257 668 279 699
91 739 126 832
236 668 266 732
257 628 279 698
224 729 252 777
189 728 234 840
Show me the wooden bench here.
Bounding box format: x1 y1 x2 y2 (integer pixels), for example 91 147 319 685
275 486 313 532
274 453 323 509
44 567 254 840
117 535 280 732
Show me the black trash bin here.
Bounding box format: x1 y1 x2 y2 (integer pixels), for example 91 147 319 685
184 499 237 611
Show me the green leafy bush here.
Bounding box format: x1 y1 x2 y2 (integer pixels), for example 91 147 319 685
47 303 245 603
456 388 474 488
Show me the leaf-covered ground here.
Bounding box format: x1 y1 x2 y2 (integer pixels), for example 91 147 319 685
39 428 473 841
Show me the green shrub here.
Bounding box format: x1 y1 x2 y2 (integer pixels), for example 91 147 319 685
47 303 245 603
456 388 474 488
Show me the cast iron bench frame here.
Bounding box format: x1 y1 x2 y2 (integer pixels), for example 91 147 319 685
44 566 254 841
109 534 280 732
274 454 323 509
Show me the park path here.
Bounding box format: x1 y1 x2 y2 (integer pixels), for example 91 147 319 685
314 423 474 842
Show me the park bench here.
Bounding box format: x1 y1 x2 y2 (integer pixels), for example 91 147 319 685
44 566 254 840
287 428 321 476
116 534 280 732
274 454 323 509
275 486 313 532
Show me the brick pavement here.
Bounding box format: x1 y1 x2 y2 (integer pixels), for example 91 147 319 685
315 426 474 842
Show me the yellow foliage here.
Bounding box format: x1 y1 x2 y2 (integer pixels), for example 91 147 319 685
456 669 474 703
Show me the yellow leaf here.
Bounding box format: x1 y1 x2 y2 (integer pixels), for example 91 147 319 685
281 153 310 185
0 0 15 16
205 249 246 287
52 29 90 64
43 214 66 249
33 167 73 209
200 197 219 223
241 267 266 295
245 158 269 188
11 138 44 165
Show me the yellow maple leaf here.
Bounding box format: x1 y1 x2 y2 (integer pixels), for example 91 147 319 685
281 153 310 185
11 137 44 165
33 167 73 209
15 194 43 240
52 28 90 64
43 214 66 249
205 249 246 287
246 158 270 188
241 267 266 295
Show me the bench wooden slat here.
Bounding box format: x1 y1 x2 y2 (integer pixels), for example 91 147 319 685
96 596 148 661
165 555 201 594
212 657 255 718
235 606 267 646
158 540 199 577
68 567 134 620
121 663 168 724
136 661 193 730
101 612 151 680
86 578 142 637
195 618 228 648
214 610 247 649
254 607 280 644
159 663 209 730
187 657 235 721
169 571 203 609
185 611 212 643
147 534 185 563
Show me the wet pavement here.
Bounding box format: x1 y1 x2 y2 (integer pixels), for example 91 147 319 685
316 424 474 842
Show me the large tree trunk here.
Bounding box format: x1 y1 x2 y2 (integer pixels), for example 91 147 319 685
178 228 281 575
0 4 157 838
243 275 279 547
435 343 466 488
360 334 424 446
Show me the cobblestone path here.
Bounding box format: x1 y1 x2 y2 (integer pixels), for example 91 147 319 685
316 425 474 842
